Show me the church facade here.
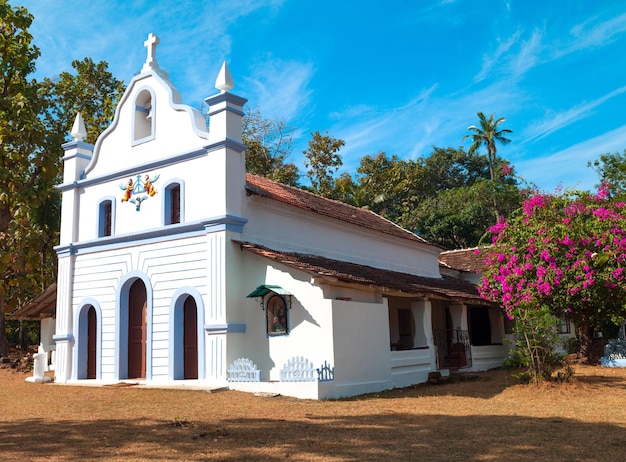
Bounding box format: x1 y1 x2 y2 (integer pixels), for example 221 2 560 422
52 34 506 399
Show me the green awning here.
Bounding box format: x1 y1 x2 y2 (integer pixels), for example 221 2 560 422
246 285 292 298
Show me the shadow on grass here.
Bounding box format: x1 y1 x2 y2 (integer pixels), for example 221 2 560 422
351 369 519 401
574 373 626 390
1 412 624 461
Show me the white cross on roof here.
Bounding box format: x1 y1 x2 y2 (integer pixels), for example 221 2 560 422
142 33 160 71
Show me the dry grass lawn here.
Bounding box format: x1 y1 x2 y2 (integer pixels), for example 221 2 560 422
1 366 626 461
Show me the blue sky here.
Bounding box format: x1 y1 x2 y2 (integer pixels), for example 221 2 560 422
20 0 626 192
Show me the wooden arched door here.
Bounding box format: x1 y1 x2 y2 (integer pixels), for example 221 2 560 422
87 306 97 379
128 279 147 379
183 296 198 379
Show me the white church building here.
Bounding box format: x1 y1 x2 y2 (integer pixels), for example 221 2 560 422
49 34 508 399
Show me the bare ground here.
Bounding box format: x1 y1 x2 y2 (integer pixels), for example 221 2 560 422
1 366 626 461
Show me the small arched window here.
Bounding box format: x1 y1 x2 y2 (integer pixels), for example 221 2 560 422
133 89 155 144
164 183 181 225
98 199 112 237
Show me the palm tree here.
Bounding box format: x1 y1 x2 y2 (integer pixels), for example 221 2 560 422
463 112 513 182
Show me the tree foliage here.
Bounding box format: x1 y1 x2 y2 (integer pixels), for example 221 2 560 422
589 150 626 195
303 130 345 198
42 57 125 145
504 306 572 385
463 112 512 183
0 1 126 354
478 184 626 364
0 1 53 355
341 148 522 249
242 107 299 186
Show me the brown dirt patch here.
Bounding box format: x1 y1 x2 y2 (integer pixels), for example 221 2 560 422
1 366 626 461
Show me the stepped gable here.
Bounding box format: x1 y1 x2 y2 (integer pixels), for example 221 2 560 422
245 173 439 247
237 241 485 302
439 247 487 273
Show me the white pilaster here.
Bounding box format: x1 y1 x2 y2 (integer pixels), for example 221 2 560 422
53 253 75 383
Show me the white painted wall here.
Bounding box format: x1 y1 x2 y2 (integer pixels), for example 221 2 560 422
243 197 442 279
68 234 211 380
86 72 209 179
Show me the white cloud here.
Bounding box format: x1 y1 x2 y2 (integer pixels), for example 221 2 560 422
243 59 315 122
559 11 626 56
474 31 521 82
523 85 626 143
515 124 626 192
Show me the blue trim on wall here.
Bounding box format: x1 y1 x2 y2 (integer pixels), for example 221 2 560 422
62 140 94 153
208 106 245 117
169 287 206 380
54 215 248 256
115 271 154 381
53 333 74 343
56 244 75 257
73 300 103 380
59 146 208 189
204 138 246 154
62 151 93 162
204 323 246 335
204 91 248 107
58 138 245 191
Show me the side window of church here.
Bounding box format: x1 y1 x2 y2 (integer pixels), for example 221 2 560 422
98 200 112 237
266 295 288 336
165 183 181 225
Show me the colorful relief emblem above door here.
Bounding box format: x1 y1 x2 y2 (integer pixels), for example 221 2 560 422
120 173 159 211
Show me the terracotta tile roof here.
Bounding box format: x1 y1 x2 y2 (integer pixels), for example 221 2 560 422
9 283 57 320
438 247 487 273
245 173 439 248
237 241 487 302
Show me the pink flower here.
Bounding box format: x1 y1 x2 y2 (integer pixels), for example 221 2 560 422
596 182 610 200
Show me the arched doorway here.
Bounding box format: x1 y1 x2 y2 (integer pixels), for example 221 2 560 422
128 279 147 379
87 306 97 379
183 296 198 379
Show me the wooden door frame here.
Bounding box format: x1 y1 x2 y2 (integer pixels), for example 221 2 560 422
115 272 153 381
128 279 147 379
169 288 205 381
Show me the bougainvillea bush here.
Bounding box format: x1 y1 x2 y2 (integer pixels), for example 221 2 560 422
478 184 626 367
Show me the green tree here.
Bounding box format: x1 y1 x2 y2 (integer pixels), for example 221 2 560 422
242 107 300 186
404 148 522 248
0 1 54 356
349 148 521 248
408 181 501 249
352 152 418 222
464 112 513 221
463 112 513 182
589 150 626 194
0 2 126 355
303 130 345 198
42 57 125 145
35 58 125 292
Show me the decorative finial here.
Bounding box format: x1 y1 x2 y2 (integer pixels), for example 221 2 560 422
142 33 160 72
215 61 234 92
71 113 87 141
